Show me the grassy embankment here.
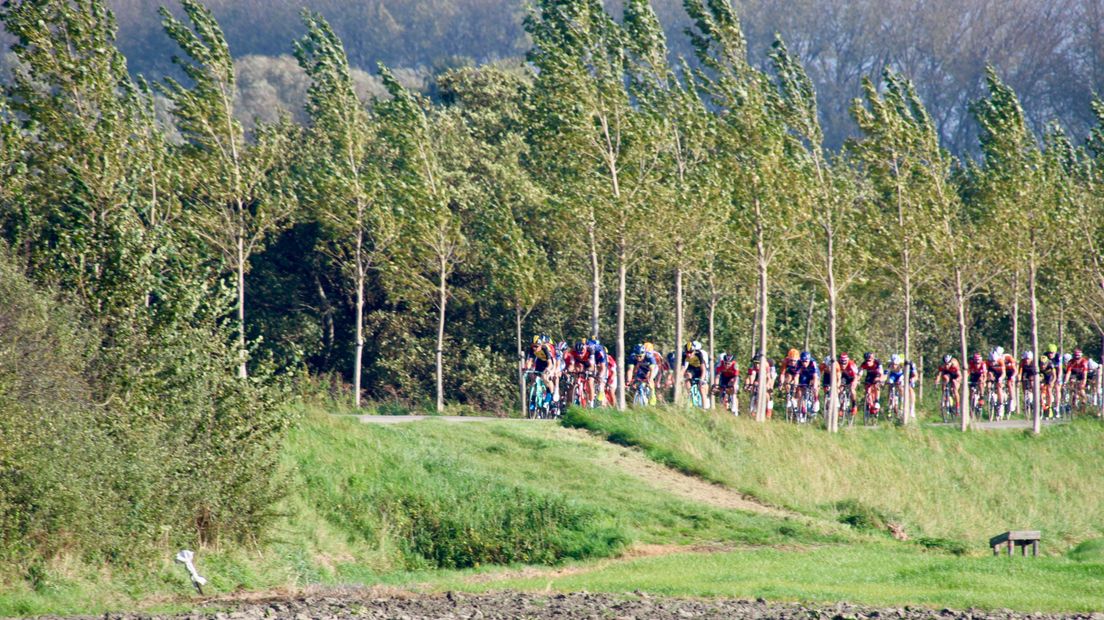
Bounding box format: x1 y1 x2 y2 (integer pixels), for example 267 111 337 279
4 406 1104 615
0 407 827 616
561 406 1104 547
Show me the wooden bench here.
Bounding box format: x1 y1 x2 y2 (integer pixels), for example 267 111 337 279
990 530 1040 556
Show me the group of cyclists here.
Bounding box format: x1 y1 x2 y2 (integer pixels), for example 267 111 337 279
935 346 1102 420
524 333 1102 421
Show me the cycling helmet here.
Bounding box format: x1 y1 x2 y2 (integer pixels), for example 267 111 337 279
556 341 568 352
863 352 874 362
574 340 586 354
891 354 903 365
787 348 800 360
751 353 762 364
1047 343 1058 354
632 344 645 358
587 338 600 347
644 342 655 353
1063 353 1073 363
532 334 549 346
1074 349 1083 359
941 354 951 364
799 351 811 363
839 352 850 363
718 352 730 364
989 352 999 362
1023 351 1033 360
995 346 1005 357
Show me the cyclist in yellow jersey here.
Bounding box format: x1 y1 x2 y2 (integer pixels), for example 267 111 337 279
681 340 710 405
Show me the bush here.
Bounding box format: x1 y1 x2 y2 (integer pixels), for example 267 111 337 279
916 537 969 556
1068 538 1104 563
833 499 891 532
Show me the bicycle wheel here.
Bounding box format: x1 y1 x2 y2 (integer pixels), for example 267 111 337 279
633 382 648 407
528 379 545 420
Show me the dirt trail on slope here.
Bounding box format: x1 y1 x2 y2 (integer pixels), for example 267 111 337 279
556 426 794 518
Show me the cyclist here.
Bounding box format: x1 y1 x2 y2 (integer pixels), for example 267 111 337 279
1040 345 1059 417
745 351 774 416
780 348 801 397
1019 351 1037 411
796 352 820 414
682 341 710 406
935 354 961 412
820 354 836 399
1065 349 1089 409
626 343 661 406
986 350 1007 417
1088 358 1101 406
859 352 884 416
524 334 560 406
588 338 611 405
885 354 916 417
1000 347 1018 414
644 342 669 403
713 353 741 411
967 352 987 411
839 353 860 415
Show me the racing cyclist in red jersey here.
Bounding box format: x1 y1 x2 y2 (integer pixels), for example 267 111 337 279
935 354 961 411
1065 349 1090 409
838 353 860 415
859 352 884 416
713 353 740 413
986 350 1008 418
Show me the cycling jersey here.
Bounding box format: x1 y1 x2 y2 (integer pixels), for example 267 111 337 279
967 359 987 383
715 360 740 379
590 344 609 365
1040 354 1057 379
1002 354 1017 380
860 359 883 385
746 360 773 381
564 350 589 369
820 362 834 387
986 359 1005 379
887 363 916 385
1020 359 1037 378
797 362 819 386
839 361 859 384
685 350 706 368
938 362 960 380
783 360 800 377
1068 357 1089 378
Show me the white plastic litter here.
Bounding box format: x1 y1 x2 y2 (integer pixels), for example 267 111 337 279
174 549 207 593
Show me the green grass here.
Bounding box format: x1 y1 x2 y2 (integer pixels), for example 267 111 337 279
6 405 1104 616
562 407 1104 549
441 544 1104 612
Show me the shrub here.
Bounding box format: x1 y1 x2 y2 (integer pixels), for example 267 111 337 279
1068 538 1104 563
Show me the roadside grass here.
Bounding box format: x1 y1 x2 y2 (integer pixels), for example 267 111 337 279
562 406 1104 549
441 544 1104 613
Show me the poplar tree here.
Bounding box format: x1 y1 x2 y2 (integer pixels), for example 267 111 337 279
850 70 941 424
686 0 801 421
159 0 298 379
295 12 397 408
972 69 1068 433
376 67 469 413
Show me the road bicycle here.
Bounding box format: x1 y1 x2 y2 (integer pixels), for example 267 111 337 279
886 381 903 422
1021 377 1035 418
983 381 1006 422
940 383 958 423
525 370 553 420
862 383 881 426
566 371 595 409
838 384 856 427
630 377 652 407
687 377 706 409
717 377 740 416
783 382 800 422
968 382 984 421
793 384 816 424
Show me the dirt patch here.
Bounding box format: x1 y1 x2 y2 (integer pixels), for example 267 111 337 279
55 590 1102 620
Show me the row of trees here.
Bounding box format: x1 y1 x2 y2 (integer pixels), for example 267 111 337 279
3 0 1104 437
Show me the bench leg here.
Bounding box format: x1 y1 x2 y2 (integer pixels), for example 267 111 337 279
1008 541 1013 556
1033 541 1038 557
992 546 998 556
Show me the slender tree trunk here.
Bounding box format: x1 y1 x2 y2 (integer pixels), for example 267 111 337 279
757 260 769 422
902 245 912 424
617 248 627 411
516 306 525 418
674 260 684 404
1029 254 1042 434
354 230 365 408
826 230 839 433
804 294 814 353
1012 269 1020 410
955 267 970 431
315 275 334 368
237 232 247 379
436 258 447 413
1099 329 1104 418
589 223 601 339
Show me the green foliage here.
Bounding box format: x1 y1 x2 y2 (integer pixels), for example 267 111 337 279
1067 538 1104 562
